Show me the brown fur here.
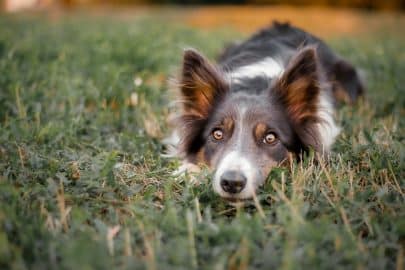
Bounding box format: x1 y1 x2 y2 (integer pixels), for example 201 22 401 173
177 49 230 160
254 123 268 142
169 23 363 199
180 49 229 118
329 59 365 104
273 47 323 151
275 47 320 124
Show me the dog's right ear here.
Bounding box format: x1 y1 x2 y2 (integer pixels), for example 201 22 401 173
273 47 323 151
180 49 228 119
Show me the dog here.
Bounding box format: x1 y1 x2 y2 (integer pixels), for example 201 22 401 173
167 22 364 200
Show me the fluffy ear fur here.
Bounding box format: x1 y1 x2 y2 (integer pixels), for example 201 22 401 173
275 47 321 124
180 49 229 119
274 47 324 152
178 49 229 159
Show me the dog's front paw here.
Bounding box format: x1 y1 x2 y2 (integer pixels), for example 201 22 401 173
173 162 202 184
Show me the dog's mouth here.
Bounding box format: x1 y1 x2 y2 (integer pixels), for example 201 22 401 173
223 196 248 203
221 197 251 208
218 191 257 202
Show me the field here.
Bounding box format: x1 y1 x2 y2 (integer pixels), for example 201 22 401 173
0 9 404 270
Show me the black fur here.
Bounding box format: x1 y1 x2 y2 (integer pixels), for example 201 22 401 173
176 22 364 164
174 22 364 199
219 22 364 102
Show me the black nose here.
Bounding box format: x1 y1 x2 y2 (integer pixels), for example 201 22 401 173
220 170 247 194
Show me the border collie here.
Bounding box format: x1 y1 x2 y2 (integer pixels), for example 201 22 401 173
168 22 364 200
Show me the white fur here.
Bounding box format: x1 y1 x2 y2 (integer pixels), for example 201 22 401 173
161 130 181 158
164 54 339 189
228 57 284 83
173 161 201 176
316 92 341 152
213 151 256 199
212 106 258 198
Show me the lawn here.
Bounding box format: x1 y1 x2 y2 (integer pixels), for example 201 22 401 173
0 10 404 270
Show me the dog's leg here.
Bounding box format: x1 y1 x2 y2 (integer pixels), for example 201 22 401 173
330 59 365 104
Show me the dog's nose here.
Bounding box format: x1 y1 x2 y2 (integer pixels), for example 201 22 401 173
220 170 247 194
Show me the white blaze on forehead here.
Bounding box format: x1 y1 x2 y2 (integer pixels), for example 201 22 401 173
213 151 256 198
213 104 259 198
228 57 284 83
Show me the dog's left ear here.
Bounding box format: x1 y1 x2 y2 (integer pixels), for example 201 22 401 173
180 49 228 119
274 47 324 150
274 47 321 125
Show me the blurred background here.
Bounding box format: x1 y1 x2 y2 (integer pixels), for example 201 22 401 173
3 0 405 11
2 0 404 39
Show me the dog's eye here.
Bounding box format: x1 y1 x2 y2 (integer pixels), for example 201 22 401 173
212 129 224 140
263 132 277 144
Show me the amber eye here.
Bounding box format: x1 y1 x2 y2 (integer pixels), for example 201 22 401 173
212 129 224 140
263 132 277 144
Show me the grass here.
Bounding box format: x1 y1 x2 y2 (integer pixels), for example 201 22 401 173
0 12 404 270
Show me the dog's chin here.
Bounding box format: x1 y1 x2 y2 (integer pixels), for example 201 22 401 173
216 190 256 203
223 196 250 204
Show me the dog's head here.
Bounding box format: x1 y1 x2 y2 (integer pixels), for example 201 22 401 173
176 48 339 200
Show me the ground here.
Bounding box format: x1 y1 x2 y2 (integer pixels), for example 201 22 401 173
0 8 404 270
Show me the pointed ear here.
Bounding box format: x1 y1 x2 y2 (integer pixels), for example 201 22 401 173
274 47 321 125
180 49 228 119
